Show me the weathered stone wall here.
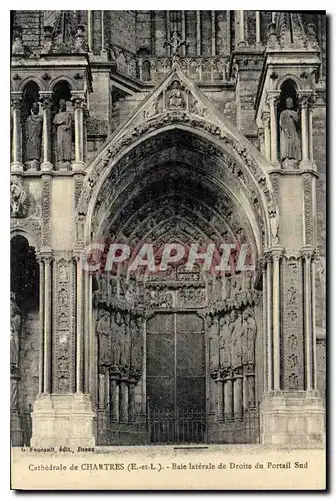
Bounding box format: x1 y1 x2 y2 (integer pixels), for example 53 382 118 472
14 10 42 51
136 10 152 53
109 11 136 54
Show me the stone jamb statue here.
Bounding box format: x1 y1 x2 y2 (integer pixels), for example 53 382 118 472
25 102 42 170
279 96 301 169
53 98 73 170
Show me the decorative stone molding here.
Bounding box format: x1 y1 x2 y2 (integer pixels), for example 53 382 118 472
302 173 313 245
52 251 76 394
280 253 304 390
76 62 277 247
41 177 51 247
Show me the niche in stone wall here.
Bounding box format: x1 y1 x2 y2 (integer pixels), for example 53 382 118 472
51 80 73 168
11 235 39 444
277 79 301 169
22 81 42 169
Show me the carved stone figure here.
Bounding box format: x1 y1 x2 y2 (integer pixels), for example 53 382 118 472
59 264 68 282
244 271 253 290
10 177 29 218
225 275 231 300
130 315 142 375
219 316 231 371
232 273 242 296
120 313 130 371
53 99 72 163
279 97 301 163
163 28 186 57
111 311 124 368
168 80 185 109
10 294 21 372
241 310 249 366
96 309 111 366
231 310 242 370
246 309 257 365
59 312 67 329
207 315 219 374
25 102 43 162
59 288 68 306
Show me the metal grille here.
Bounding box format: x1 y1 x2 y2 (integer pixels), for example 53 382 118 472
148 407 207 444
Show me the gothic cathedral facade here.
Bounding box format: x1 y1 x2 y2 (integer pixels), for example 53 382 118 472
10 10 326 447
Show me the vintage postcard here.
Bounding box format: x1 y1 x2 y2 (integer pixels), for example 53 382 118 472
10 9 326 490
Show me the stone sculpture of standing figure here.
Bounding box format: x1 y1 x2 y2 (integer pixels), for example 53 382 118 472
279 97 301 163
53 99 72 165
10 294 21 373
25 102 42 164
96 309 111 367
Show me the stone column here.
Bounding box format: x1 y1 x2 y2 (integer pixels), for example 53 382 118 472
101 10 105 53
39 91 53 172
263 112 271 162
211 11 216 56
166 11 171 57
71 92 86 172
75 255 84 393
233 369 243 418
271 247 282 392
196 11 201 56
42 252 53 393
268 93 280 165
237 10 246 46
128 382 136 423
266 254 273 391
216 376 224 421
87 10 93 52
110 377 119 422
302 247 314 391
223 375 233 419
11 91 24 172
311 252 318 390
300 96 310 167
181 11 186 56
119 380 129 423
255 11 261 46
308 97 315 165
226 11 231 52
37 255 45 394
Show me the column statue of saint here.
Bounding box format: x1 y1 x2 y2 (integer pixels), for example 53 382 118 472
25 102 42 169
53 99 72 169
279 97 301 168
10 293 21 375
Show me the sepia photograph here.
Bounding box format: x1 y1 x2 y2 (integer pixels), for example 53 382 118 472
9 8 327 490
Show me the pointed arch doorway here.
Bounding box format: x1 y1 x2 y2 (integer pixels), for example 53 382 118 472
82 123 272 446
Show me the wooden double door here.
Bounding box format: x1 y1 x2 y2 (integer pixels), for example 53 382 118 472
146 312 206 443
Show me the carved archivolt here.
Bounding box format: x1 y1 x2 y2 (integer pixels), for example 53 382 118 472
76 63 277 249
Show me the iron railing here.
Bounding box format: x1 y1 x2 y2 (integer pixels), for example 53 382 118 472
149 407 207 444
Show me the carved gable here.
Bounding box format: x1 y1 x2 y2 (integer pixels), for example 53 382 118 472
113 61 224 140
